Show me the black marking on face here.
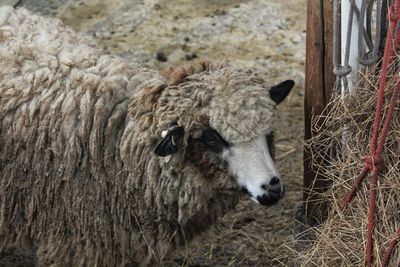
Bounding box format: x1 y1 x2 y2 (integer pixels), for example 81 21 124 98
201 128 230 153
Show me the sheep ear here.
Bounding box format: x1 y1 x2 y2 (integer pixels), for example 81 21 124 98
154 126 185 157
269 80 294 104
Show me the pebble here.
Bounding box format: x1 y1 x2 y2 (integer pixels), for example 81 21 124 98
185 53 197 60
154 3 161 10
156 51 168 62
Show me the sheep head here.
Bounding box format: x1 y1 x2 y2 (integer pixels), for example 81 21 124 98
129 61 294 231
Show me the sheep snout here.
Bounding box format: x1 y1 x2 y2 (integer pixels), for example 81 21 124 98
224 135 285 206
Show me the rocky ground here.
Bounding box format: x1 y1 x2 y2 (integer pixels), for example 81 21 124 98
13 0 306 265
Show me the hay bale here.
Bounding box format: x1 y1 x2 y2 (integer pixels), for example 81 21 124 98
298 64 400 266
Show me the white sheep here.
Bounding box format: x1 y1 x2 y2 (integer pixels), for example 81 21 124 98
0 6 294 266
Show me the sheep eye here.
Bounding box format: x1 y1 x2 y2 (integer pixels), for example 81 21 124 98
203 131 220 146
205 139 218 146
201 129 229 153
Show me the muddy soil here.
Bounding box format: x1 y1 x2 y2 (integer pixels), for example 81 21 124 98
16 0 306 265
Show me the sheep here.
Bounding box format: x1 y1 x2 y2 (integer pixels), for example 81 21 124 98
0 6 294 266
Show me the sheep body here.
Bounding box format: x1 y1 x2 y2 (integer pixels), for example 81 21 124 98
0 6 163 266
0 6 279 266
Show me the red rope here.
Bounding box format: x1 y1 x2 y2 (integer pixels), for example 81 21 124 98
340 1 400 266
382 228 400 267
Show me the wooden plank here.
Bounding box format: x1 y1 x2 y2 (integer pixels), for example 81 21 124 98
323 0 335 105
303 0 334 222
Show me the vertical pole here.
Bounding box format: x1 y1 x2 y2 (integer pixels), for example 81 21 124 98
324 1 335 105
341 0 362 95
304 0 334 222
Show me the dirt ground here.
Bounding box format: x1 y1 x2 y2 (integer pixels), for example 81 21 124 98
16 0 306 265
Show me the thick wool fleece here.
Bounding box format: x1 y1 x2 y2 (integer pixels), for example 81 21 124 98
0 6 278 267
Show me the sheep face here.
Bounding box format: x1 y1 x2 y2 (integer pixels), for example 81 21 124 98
148 63 294 206
219 79 294 205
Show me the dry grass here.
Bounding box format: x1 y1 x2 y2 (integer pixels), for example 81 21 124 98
297 64 400 266
161 197 299 267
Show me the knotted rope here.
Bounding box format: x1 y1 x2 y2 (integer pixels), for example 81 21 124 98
339 1 400 266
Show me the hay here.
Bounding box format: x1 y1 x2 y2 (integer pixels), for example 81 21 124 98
160 195 301 267
298 63 400 266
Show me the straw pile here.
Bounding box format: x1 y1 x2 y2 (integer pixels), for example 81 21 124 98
298 64 400 266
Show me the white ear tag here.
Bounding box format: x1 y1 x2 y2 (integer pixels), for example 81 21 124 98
161 130 168 138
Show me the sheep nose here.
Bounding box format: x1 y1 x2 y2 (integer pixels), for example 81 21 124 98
270 176 280 186
256 185 285 206
260 176 281 191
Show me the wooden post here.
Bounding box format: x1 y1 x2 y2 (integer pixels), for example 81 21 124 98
304 0 335 222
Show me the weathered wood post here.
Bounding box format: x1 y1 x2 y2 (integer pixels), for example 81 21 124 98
303 0 335 222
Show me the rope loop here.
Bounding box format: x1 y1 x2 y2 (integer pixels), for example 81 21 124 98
333 65 352 77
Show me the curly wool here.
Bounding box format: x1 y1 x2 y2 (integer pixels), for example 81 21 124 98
0 6 278 267
133 61 277 144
